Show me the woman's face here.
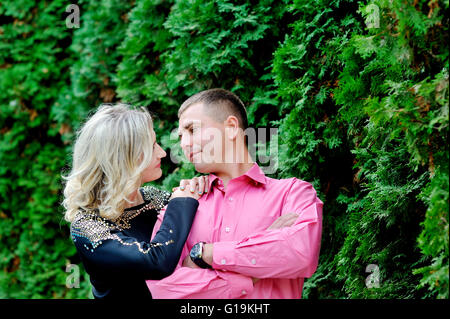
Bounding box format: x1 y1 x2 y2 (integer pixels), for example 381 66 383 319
141 129 167 183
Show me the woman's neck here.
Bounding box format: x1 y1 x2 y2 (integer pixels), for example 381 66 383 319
125 189 144 209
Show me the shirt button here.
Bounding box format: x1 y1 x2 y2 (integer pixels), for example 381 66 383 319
225 227 230 233
251 258 256 265
221 259 226 265
241 290 247 295
228 197 233 202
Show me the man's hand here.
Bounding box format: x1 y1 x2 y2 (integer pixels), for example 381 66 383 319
248 214 299 284
182 255 199 268
266 212 299 230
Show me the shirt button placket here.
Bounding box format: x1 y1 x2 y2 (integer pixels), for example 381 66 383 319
224 195 233 237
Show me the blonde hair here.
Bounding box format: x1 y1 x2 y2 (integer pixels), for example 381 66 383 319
62 103 155 222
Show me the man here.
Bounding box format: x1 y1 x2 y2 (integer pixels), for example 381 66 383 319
146 88 323 298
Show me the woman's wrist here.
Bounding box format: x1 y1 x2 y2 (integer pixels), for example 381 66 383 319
170 188 201 200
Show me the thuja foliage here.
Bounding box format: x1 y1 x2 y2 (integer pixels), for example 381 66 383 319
271 0 380 298
0 0 447 298
0 0 84 298
332 0 449 298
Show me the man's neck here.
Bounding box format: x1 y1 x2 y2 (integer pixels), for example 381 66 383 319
215 161 255 188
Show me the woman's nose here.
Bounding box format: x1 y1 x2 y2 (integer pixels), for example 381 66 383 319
157 144 167 158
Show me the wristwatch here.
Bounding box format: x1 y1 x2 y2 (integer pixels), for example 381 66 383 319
189 242 212 269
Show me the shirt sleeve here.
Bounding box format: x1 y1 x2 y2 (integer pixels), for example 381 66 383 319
147 265 254 299
212 179 323 279
146 206 254 299
73 197 198 280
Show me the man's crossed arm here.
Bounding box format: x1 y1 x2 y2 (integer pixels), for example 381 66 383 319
181 212 301 283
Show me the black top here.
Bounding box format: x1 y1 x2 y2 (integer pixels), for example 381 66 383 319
70 186 198 299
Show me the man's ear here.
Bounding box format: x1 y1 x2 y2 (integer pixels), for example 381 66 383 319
224 115 239 140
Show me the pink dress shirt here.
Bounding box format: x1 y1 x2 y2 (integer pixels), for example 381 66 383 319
146 163 323 299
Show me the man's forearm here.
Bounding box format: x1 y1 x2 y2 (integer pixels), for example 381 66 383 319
147 266 254 299
184 244 259 284
208 204 322 279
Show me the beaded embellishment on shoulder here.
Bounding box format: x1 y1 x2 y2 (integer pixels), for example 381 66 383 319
70 211 174 254
70 187 173 253
140 185 171 211
70 211 120 251
115 186 171 229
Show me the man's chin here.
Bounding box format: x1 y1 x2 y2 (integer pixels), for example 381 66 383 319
192 162 213 174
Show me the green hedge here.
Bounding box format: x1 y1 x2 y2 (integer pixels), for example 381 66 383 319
0 0 447 298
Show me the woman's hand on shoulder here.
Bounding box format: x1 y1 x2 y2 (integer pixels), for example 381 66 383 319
170 175 209 200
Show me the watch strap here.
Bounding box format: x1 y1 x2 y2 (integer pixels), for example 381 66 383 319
191 242 212 269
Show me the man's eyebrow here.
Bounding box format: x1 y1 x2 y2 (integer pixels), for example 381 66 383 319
177 121 193 136
182 121 194 130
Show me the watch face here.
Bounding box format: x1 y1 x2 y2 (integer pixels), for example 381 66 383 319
190 243 201 259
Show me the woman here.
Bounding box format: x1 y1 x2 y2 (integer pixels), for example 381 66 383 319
62 103 204 299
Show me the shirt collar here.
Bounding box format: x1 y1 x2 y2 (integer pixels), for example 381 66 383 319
207 163 267 191
243 163 267 185
207 174 220 191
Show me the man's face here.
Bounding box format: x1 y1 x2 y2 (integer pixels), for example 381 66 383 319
178 103 226 173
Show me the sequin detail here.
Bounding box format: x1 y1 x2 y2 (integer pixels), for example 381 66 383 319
140 185 171 209
115 185 171 229
70 186 172 253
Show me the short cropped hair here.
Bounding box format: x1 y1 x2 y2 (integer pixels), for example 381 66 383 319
62 103 154 222
178 88 248 130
